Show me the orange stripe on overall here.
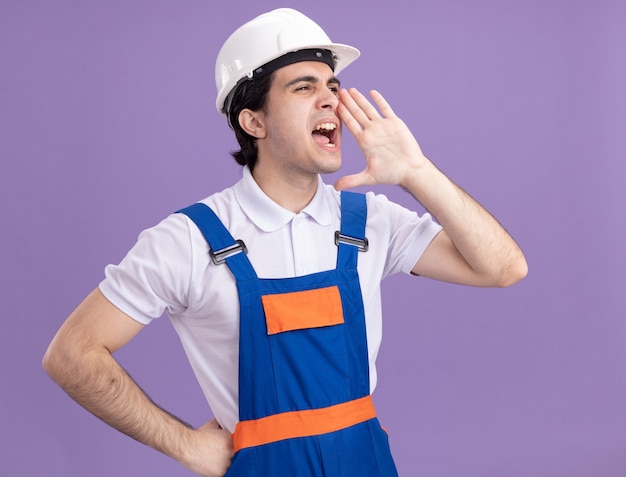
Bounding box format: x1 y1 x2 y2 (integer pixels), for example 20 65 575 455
232 395 376 452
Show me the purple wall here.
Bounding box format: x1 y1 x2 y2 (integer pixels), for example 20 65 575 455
2 0 625 475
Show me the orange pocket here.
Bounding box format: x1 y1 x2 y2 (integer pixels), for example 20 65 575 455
261 286 344 335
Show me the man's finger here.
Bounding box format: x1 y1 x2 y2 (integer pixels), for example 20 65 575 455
369 90 396 119
334 170 374 191
347 88 382 121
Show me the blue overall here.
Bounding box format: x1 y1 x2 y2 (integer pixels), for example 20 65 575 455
178 191 398 477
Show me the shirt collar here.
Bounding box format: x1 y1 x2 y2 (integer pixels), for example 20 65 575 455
233 166 332 232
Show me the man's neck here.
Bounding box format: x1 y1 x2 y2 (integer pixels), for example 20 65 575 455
251 164 319 214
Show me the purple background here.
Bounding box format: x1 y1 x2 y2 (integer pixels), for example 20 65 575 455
2 0 625 475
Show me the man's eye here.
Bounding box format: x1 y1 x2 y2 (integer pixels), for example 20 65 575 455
296 85 310 91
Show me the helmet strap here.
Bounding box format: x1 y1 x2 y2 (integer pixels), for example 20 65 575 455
251 48 336 80
223 48 336 119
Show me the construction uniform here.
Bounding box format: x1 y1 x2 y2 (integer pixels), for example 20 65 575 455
179 191 399 476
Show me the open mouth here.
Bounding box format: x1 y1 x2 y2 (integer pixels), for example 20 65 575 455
312 122 338 148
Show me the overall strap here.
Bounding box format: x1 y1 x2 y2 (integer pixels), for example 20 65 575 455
177 203 257 281
336 191 368 270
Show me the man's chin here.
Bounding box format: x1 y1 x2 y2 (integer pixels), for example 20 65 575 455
318 161 342 175
316 151 342 174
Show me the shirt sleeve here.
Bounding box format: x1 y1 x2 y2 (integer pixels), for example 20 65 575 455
368 192 442 278
99 213 193 325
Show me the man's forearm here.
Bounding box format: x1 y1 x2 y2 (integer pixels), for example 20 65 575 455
404 159 527 286
43 289 234 477
43 342 194 463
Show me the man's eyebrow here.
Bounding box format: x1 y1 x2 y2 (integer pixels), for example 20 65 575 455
329 77 341 87
285 75 341 88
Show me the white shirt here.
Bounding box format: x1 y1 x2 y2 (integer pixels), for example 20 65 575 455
100 167 442 432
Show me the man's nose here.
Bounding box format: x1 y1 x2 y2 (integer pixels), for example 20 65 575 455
319 88 339 110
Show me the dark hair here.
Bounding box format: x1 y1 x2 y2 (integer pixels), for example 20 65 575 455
222 74 274 171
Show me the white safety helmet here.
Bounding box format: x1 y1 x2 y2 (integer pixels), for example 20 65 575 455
215 8 360 115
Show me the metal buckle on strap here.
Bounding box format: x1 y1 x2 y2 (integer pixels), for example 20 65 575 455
334 231 369 252
209 240 248 265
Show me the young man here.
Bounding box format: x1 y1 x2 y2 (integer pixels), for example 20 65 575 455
43 8 527 477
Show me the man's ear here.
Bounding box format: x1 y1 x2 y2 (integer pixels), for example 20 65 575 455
238 109 267 139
